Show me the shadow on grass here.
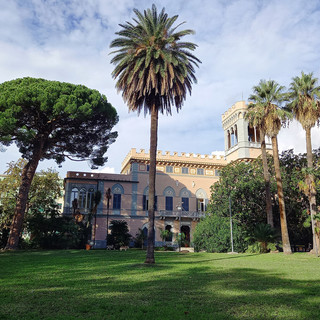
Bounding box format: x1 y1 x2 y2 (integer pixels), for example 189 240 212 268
0 250 319 320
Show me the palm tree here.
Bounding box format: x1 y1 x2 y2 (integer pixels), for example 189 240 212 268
245 106 274 227
288 71 320 255
110 5 200 263
248 80 292 254
253 223 279 253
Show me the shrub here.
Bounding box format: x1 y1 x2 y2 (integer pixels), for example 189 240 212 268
247 223 280 253
107 220 131 249
193 214 248 253
26 207 86 249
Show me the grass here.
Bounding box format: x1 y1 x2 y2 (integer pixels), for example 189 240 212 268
0 250 319 320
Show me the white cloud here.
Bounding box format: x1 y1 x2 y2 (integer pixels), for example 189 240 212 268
92 166 115 174
1 0 320 176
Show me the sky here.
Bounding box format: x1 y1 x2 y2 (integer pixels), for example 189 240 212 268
1 0 320 176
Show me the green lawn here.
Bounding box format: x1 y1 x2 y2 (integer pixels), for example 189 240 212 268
0 250 319 320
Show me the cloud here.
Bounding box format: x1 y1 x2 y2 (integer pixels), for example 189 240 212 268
1 0 320 176
92 166 115 174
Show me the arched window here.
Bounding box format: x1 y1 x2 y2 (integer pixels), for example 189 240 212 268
87 188 95 209
165 225 173 241
79 188 87 208
196 189 208 212
231 127 235 146
180 188 190 212
112 184 124 210
163 187 175 211
142 223 155 246
71 188 79 203
227 130 231 149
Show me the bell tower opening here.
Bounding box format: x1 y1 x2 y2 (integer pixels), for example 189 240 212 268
222 101 271 162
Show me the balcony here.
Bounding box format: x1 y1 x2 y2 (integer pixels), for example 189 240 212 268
158 210 205 220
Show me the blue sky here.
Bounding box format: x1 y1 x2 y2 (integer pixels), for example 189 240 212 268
1 0 320 175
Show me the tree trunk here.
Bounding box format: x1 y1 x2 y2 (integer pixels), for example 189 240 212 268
305 127 319 255
145 107 158 264
5 150 42 250
271 136 292 254
260 129 274 227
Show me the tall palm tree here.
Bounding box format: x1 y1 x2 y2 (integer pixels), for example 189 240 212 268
248 80 292 254
245 106 274 227
110 5 200 263
288 71 320 255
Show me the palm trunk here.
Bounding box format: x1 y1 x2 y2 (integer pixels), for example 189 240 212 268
271 136 292 254
145 107 158 264
260 129 273 227
305 127 319 255
5 150 42 250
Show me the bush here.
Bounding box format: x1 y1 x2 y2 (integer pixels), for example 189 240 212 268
246 242 262 253
133 228 146 248
246 223 280 253
193 214 248 253
26 207 87 249
107 220 131 249
245 241 279 253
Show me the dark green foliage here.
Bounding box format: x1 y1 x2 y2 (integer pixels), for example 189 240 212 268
134 228 147 248
208 159 269 236
193 214 248 253
0 160 63 248
0 77 118 167
279 149 313 246
200 149 320 253
0 211 9 248
159 228 173 243
26 206 86 249
107 220 131 249
248 223 280 253
0 77 118 249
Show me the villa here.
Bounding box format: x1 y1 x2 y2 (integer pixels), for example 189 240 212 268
63 101 271 248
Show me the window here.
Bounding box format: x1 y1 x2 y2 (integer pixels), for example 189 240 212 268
182 197 189 212
197 168 204 175
113 194 121 210
71 188 79 203
143 195 147 211
146 164 150 172
79 188 87 208
166 166 173 173
182 167 188 174
87 188 94 209
165 225 173 241
165 196 173 211
215 169 221 176
197 198 206 212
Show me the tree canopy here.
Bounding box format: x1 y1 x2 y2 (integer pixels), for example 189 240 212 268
0 77 118 249
0 77 118 167
0 159 63 248
110 4 201 116
195 150 319 253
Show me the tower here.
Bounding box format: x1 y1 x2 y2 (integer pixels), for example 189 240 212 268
222 101 271 162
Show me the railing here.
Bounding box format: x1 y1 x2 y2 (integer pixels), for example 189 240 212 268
158 210 205 219
63 207 206 219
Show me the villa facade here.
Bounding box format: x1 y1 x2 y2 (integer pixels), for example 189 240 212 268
63 101 271 248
